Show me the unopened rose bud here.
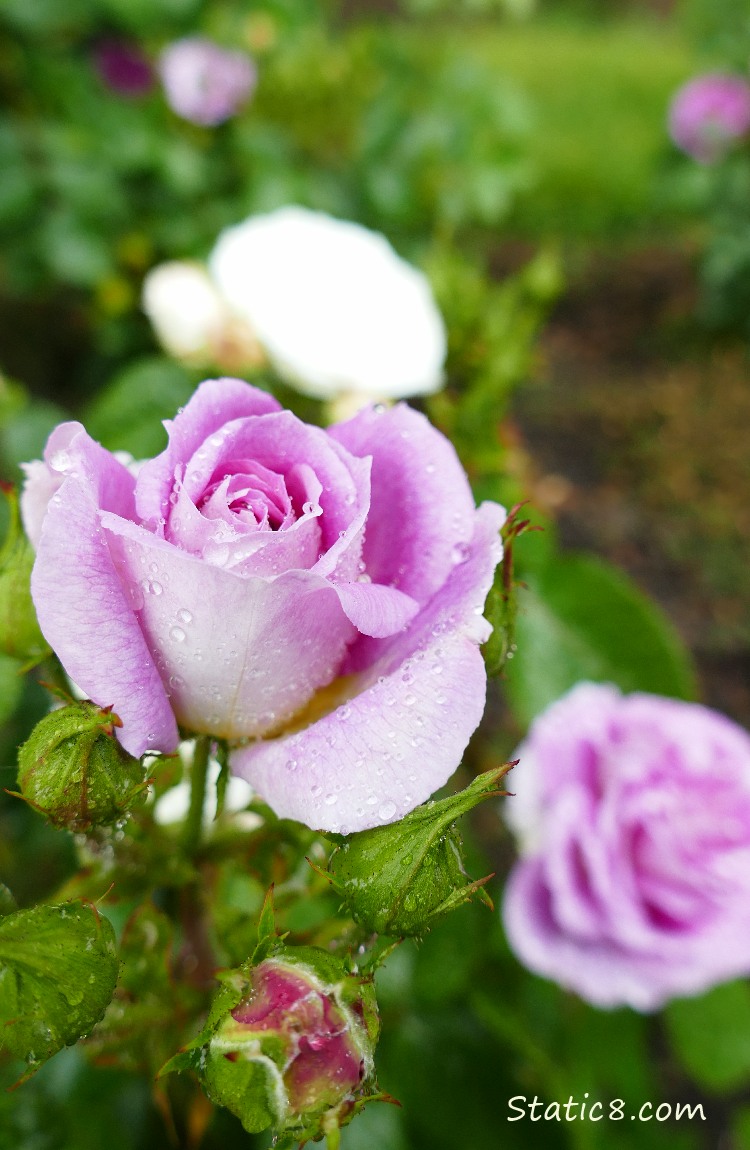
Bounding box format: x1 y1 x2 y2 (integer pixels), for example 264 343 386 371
164 947 379 1141
15 701 147 831
0 485 49 664
326 764 513 937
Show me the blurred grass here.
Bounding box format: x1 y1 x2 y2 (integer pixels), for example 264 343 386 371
442 14 696 238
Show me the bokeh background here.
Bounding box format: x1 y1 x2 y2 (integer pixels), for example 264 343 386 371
2 0 750 1147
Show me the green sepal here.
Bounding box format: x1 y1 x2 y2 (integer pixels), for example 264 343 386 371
14 700 149 831
0 484 50 667
213 740 230 820
203 1054 279 1134
482 503 541 678
0 900 119 1079
326 764 514 938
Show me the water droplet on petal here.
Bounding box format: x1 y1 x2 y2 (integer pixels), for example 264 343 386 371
50 449 72 472
324 793 338 806
451 542 470 565
311 784 322 798
177 608 193 624
379 800 397 820
170 626 186 643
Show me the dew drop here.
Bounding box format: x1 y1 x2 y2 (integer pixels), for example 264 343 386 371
170 626 186 643
366 793 378 806
177 608 193 625
404 693 417 706
324 793 338 806
451 542 470 565
379 800 397 820
285 759 298 772
311 784 322 798
50 449 72 472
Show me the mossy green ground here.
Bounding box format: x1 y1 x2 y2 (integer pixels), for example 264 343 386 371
430 14 696 237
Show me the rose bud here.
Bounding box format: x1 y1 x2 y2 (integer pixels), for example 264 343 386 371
326 764 512 937
0 485 49 664
21 379 504 833
163 948 379 1141
503 683 750 1011
15 701 147 831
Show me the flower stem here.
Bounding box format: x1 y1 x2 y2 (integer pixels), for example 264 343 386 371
181 735 211 856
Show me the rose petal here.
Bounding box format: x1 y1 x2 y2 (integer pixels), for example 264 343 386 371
135 377 280 529
167 481 323 577
334 581 419 638
21 422 89 547
232 501 504 831
31 429 179 758
181 410 369 558
99 513 357 740
331 402 480 672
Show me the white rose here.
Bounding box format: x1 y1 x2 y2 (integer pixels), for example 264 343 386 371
208 206 447 401
141 261 234 362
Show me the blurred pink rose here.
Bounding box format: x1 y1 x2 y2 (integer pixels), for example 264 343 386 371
22 378 503 833
159 37 256 126
503 683 750 1011
94 39 153 98
668 73 750 163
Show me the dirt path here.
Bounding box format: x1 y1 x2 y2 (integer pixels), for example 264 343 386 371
511 245 750 724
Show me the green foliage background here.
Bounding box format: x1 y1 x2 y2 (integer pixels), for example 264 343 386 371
0 1 747 1148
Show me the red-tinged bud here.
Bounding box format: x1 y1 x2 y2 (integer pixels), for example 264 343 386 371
163 945 380 1143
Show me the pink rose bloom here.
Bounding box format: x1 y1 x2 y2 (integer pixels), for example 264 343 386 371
668 73 750 163
503 683 750 1011
94 39 153 98
21 379 503 833
159 37 256 127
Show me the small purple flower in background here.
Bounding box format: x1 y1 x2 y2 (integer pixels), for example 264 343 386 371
159 37 257 126
668 73 750 163
94 38 153 98
502 683 750 1011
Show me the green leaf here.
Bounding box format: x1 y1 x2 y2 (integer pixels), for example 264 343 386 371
84 358 196 457
665 981 750 1094
0 901 119 1076
505 551 697 725
1 400 68 474
0 653 23 726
